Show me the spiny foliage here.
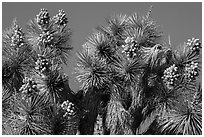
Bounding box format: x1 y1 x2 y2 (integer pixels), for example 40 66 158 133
26 9 72 65
76 50 110 92
2 20 33 91
75 6 202 135
2 7 202 135
2 9 81 135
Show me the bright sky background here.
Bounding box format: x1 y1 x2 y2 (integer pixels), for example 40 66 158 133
2 2 202 91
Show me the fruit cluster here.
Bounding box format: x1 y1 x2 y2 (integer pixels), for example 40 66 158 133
38 31 54 47
186 38 201 51
53 9 68 26
61 100 76 117
162 64 180 89
11 24 24 49
36 8 50 28
35 54 50 73
184 61 199 81
19 77 37 97
122 36 138 58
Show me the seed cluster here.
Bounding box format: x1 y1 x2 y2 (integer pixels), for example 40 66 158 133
61 100 76 117
36 8 50 28
186 38 201 51
184 61 198 81
19 77 37 97
11 24 24 49
122 37 138 58
53 9 68 26
35 54 50 73
38 31 54 47
162 64 180 89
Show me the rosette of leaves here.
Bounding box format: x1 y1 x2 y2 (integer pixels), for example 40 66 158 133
75 49 111 93
143 38 202 135
2 20 33 91
2 87 18 135
170 38 201 97
158 97 202 135
26 8 72 65
75 7 202 135
84 32 120 64
34 65 70 104
9 93 51 135
96 14 129 48
127 6 162 48
51 100 80 135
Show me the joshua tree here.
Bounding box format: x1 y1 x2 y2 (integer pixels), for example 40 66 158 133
2 9 82 135
2 7 202 135
75 7 202 135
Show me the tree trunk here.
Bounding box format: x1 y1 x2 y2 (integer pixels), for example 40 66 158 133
78 87 101 135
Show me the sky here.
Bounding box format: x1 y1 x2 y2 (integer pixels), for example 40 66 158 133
2 2 202 91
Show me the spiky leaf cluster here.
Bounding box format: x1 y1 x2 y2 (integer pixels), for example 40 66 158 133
12 93 51 135
2 8 76 135
76 50 110 92
2 21 32 90
35 67 68 104
27 8 72 65
126 8 162 48
75 7 202 135
158 100 202 135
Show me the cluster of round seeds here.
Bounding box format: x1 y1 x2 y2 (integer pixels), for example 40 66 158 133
53 9 68 26
162 64 180 89
11 24 24 49
186 38 201 51
184 61 199 81
61 100 76 117
35 54 50 73
122 37 138 58
36 8 50 28
19 77 37 97
38 31 54 47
